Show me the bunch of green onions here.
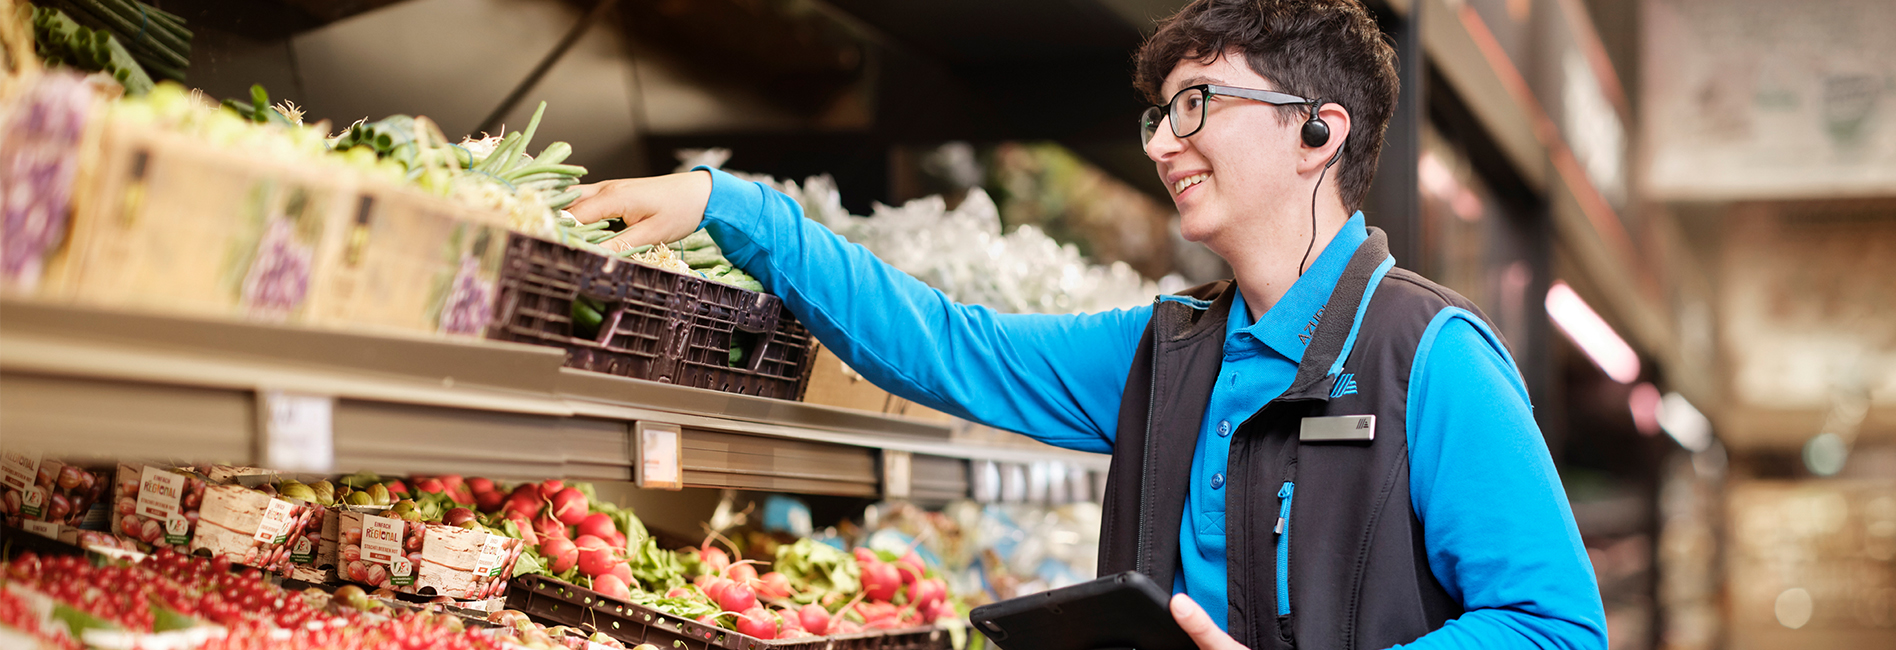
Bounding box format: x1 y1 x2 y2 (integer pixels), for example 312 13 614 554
30 5 153 94
39 0 190 84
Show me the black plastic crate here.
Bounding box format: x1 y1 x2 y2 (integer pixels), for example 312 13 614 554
489 234 816 400
507 575 951 650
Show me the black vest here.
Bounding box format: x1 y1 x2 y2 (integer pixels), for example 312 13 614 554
1099 229 1485 649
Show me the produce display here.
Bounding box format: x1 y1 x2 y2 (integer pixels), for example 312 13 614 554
0 550 651 649
2 459 974 648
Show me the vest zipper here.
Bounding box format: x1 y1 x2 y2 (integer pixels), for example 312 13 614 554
1274 481 1296 617
1135 323 1162 576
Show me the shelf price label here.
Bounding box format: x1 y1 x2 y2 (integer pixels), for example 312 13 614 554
257 391 333 474
634 422 683 490
881 450 912 500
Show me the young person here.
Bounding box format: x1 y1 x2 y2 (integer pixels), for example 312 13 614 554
569 2 1607 647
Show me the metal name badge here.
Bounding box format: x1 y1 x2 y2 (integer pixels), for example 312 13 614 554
1300 415 1376 441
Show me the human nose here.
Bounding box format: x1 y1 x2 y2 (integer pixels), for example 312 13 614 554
1145 115 1186 161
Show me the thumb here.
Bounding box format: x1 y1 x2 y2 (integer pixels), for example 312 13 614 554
1171 594 1245 650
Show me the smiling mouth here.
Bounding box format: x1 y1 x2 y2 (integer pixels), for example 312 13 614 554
1174 173 1209 195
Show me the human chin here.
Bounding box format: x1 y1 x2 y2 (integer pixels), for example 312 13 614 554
1176 205 1226 244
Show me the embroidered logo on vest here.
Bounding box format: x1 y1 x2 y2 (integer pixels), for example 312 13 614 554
1330 373 1359 398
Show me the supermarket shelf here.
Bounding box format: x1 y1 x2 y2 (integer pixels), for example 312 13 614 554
0 299 1106 497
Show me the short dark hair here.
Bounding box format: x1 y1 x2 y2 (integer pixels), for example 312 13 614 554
1135 0 1398 213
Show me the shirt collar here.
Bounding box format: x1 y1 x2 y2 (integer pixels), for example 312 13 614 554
1229 212 1369 363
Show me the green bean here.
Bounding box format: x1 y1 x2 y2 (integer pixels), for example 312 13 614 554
500 163 586 182
547 189 581 210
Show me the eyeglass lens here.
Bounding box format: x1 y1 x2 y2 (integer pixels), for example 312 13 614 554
1141 87 1208 147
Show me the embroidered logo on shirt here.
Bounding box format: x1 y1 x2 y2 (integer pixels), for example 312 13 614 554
1330 373 1359 398
1297 307 1325 345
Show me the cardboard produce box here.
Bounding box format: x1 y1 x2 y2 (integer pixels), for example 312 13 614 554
53 121 353 323
337 509 523 600
1 451 107 528
305 186 509 339
803 345 957 424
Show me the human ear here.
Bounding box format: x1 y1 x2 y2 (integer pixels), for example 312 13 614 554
1300 102 1352 173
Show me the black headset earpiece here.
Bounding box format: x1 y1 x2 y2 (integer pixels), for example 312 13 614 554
1301 99 1330 148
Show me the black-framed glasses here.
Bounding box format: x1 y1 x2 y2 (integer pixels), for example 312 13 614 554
1140 84 1314 148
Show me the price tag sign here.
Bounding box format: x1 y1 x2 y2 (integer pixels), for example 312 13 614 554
254 498 297 544
881 450 912 500
0 449 40 491
633 422 683 490
361 514 405 565
474 534 507 577
22 520 58 539
136 466 186 521
258 391 334 474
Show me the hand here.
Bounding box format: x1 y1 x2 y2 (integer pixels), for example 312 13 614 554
566 171 713 253
1171 594 1247 650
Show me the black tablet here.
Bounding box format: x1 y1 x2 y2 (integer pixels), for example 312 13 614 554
969 571 1197 650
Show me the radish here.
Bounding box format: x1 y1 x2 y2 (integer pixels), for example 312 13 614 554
533 513 568 541
726 561 757 584
797 603 830 635
540 537 578 574
576 512 615 540
911 578 945 612
701 547 731 575
777 608 804 632
605 530 627 550
701 576 734 603
575 535 617 578
716 581 757 613
756 572 792 600
467 477 495 495
550 487 588 525
414 478 445 494
505 485 542 520
539 480 564 498
734 607 777 639
665 587 692 599
898 551 925 585
449 485 475 505
607 561 633 585
852 547 877 565
475 489 505 513
592 573 630 600
437 475 464 492
831 619 863 635
861 561 901 602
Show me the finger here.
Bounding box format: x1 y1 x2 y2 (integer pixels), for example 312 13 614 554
572 183 603 201
597 218 674 253
1170 594 1244 650
565 186 624 224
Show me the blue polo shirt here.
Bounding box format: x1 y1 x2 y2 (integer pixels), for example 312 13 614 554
1174 212 1367 629
694 168 1606 649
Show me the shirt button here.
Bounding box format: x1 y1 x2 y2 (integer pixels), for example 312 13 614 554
1211 473 1226 490
1217 420 1231 437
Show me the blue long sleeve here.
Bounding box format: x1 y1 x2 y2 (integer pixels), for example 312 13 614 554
697 168 1146 453
1400 311 1609 650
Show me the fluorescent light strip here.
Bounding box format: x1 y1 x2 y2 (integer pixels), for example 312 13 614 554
1659 392 1713 452
1545 281 1640 383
